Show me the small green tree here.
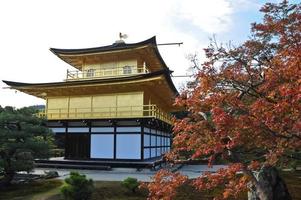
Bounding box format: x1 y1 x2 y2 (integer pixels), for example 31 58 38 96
0 106 53 187
122 177 139 193
61 172 94 200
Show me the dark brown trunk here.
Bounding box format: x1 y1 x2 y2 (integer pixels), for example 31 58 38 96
248 167 291 200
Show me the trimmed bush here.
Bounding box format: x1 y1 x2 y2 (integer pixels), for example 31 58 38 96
61 172 94 200
122 177 139 193
51 148 65 157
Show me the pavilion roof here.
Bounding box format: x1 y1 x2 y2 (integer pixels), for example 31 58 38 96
50 36 169 71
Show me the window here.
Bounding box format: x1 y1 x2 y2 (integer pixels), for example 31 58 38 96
123 66 132 74
144 148 151 159
116 134 141 159
90 134 114 159
144 134 150 147
86 69 95 77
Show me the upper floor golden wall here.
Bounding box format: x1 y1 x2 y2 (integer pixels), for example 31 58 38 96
66 59 149 81
40 91 172 124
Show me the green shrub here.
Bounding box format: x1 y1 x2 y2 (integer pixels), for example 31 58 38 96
51 148 65 157
122 177 139 193
61 171 94 200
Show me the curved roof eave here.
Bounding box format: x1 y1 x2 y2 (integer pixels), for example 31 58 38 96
50 36 157 55
3 69 178 95
50 36 170 70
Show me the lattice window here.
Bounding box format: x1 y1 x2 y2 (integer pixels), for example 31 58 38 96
86 69 95 77
123 66 132 74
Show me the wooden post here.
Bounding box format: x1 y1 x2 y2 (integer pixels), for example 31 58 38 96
91 96 93 118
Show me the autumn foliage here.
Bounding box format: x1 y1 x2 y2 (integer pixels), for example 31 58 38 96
145 1 301 199
143 170 188 200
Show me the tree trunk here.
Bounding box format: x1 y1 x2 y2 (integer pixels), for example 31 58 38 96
248 166 291 200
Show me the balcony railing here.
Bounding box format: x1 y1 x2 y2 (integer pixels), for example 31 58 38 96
66 66 149 81
37 104 172 124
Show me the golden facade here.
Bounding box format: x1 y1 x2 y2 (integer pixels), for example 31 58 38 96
3 36 177 161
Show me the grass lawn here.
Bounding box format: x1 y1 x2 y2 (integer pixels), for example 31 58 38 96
0 171 300 200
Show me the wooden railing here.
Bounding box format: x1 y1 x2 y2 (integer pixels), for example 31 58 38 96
66 66 149 81
37 105 172 124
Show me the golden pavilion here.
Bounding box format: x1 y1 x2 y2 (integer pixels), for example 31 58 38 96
3 36 178 162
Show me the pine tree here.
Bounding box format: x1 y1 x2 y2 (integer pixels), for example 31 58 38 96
0 106 53 187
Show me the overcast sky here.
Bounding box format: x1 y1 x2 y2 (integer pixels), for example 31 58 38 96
0 0 287 108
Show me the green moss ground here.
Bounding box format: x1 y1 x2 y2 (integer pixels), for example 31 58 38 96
0 179 63 200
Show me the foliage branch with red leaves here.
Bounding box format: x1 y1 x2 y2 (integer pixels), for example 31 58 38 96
144 1 301 199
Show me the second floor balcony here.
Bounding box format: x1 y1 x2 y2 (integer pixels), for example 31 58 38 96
37 104 173 124
66 65 149 81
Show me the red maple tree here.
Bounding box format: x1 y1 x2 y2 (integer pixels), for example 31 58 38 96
145 1 301 199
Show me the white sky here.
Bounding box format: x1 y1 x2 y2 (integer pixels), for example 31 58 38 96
0 0 264 108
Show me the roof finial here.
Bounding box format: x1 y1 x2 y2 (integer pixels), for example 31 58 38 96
119 32 128 40
115 33 128 44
